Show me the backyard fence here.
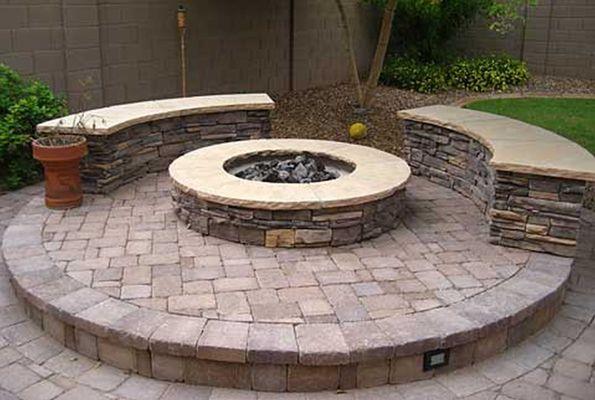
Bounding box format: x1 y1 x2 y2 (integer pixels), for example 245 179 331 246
1 0 593 110
456 0 595 80
0 0 378 109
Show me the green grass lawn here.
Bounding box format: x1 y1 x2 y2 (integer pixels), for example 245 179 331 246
464 98 595 155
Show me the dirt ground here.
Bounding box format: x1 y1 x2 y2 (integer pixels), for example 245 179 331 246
271 75 595 156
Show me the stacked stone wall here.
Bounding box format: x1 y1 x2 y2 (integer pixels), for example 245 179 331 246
402 120 494 213
173 186 406 248
574 183 595 270
401 120 589 257
80 110 271 193
491 171 585 257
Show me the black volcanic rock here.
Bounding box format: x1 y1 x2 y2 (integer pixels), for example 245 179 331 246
234 153 338 184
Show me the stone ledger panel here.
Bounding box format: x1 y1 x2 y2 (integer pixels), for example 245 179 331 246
575 183 595 270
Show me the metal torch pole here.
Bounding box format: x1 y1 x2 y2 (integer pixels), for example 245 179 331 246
177 5 188 97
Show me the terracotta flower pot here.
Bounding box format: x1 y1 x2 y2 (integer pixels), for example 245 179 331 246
32 135 88 209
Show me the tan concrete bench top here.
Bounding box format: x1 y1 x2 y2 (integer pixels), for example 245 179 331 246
397 105 595 182
37 93 275 136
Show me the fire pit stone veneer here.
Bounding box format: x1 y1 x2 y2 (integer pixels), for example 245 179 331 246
170 139 411 247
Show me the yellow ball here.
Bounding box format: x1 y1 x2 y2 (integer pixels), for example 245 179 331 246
349 122 367 140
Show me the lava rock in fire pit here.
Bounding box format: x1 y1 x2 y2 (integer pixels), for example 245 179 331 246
234 153 339 183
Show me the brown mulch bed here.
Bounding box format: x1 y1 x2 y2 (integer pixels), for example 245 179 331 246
270 75 595 156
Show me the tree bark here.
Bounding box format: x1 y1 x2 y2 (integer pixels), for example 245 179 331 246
362 0 397 107
334 0 364 106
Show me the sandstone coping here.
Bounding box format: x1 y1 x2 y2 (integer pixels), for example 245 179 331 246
37 93 275 136
2 197 571 391
397 105 595 182
169 139 411 210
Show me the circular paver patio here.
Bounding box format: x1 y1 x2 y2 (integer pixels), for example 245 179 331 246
0 182 593 400
41 172 530 324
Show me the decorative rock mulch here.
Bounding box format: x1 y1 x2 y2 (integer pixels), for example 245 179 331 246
271 76 595 157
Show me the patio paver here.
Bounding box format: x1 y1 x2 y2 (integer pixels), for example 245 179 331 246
39 173 530 324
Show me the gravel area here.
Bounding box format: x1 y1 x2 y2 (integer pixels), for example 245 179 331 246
271 75 595 156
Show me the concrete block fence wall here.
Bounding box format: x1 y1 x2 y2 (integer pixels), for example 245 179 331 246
455 0 595 80
2 0 593 110
0 0 379 110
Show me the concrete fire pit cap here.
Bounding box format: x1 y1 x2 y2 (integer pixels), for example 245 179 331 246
169 139 411 210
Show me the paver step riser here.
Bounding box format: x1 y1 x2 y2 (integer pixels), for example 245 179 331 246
6 253 569 392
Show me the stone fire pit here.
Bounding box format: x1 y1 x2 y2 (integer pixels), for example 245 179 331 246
169 139 411 247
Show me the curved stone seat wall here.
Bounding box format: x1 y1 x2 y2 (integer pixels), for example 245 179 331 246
37 94 275 194
398 105 595 257
401 120 495 214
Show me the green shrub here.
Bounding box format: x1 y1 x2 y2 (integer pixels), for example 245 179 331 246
381 54 529 94
381 56 448 94
447 55 530 91
0 64 25 116
0 64 67 190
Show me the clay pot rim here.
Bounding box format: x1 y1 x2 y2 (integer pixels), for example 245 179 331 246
32 134 86 149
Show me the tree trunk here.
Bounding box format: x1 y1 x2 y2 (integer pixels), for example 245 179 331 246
362 0 397 107
334 0 364 106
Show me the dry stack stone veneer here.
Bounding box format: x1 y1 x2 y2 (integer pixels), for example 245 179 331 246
37 94 275 194
398 105 595 257
169 139 411 248
575 183 595 269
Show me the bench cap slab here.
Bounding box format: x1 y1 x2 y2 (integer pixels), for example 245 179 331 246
397 105 595 181
37 93 275 136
